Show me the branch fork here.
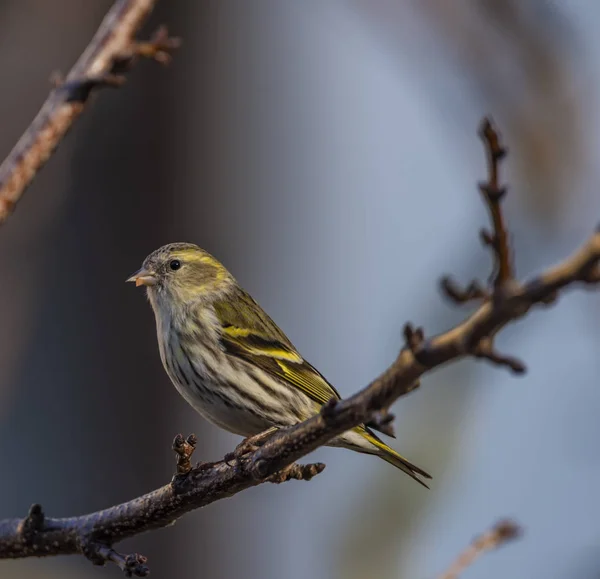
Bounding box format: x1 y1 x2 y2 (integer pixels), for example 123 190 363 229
82 541 149 578
439 117 527 374
0 0 181 225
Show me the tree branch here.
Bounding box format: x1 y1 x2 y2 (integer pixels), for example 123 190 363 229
0 0 180 225
1 118 598 575
437 519 522 579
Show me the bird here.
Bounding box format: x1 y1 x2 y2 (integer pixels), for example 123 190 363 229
127 242 431 487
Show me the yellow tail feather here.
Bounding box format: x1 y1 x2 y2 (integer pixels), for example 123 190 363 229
359 429 432 488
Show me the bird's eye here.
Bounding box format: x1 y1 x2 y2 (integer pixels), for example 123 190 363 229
169 259 181 271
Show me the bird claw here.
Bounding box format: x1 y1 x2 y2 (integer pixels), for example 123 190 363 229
224 440 260 465
224 428 278 466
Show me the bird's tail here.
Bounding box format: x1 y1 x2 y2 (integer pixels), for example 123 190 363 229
359 428 432 488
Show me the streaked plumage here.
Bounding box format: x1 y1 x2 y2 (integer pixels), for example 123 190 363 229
128 242 431 487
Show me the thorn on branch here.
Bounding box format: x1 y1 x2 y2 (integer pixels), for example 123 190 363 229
267 462 326 484
17 504 45 546
172 433 197 476
474 338 526 374
82 541 149 578
440 277 490 304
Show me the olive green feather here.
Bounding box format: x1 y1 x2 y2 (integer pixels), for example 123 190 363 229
214 288 345 405
213 288 431 487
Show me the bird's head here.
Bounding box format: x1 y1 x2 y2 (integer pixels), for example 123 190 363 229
127 243 232 308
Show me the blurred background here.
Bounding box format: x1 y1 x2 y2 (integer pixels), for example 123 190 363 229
1 1 599 578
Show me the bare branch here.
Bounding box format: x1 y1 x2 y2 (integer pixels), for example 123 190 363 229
0 447 326 575
438 519 522 579
0 0 180 225
473 337 527 374
1 117 599 575
440 277 490 304
83 543 149 578
478 117 513 287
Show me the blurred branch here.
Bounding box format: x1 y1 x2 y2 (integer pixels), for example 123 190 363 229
438 519 521 579
1 118 599 575
0 0 180 225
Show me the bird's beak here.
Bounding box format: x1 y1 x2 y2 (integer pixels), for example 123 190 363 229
126 268 158 287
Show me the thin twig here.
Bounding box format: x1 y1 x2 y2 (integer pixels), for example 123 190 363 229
438 520 522 579
440 118 525 373
83 543 149 578
440 278 490 304
1 118 599 575
0 0 180 225
478 117 512 287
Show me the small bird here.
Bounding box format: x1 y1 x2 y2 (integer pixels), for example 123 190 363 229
127 243 431 487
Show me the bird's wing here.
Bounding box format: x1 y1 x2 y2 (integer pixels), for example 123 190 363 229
213 290 343 405
214 290 398 436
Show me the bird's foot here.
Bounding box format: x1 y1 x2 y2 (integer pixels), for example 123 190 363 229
224 427 278 465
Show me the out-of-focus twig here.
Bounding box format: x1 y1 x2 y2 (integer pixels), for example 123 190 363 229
0 118 599 575
0 0 180 225
438 519 522 579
